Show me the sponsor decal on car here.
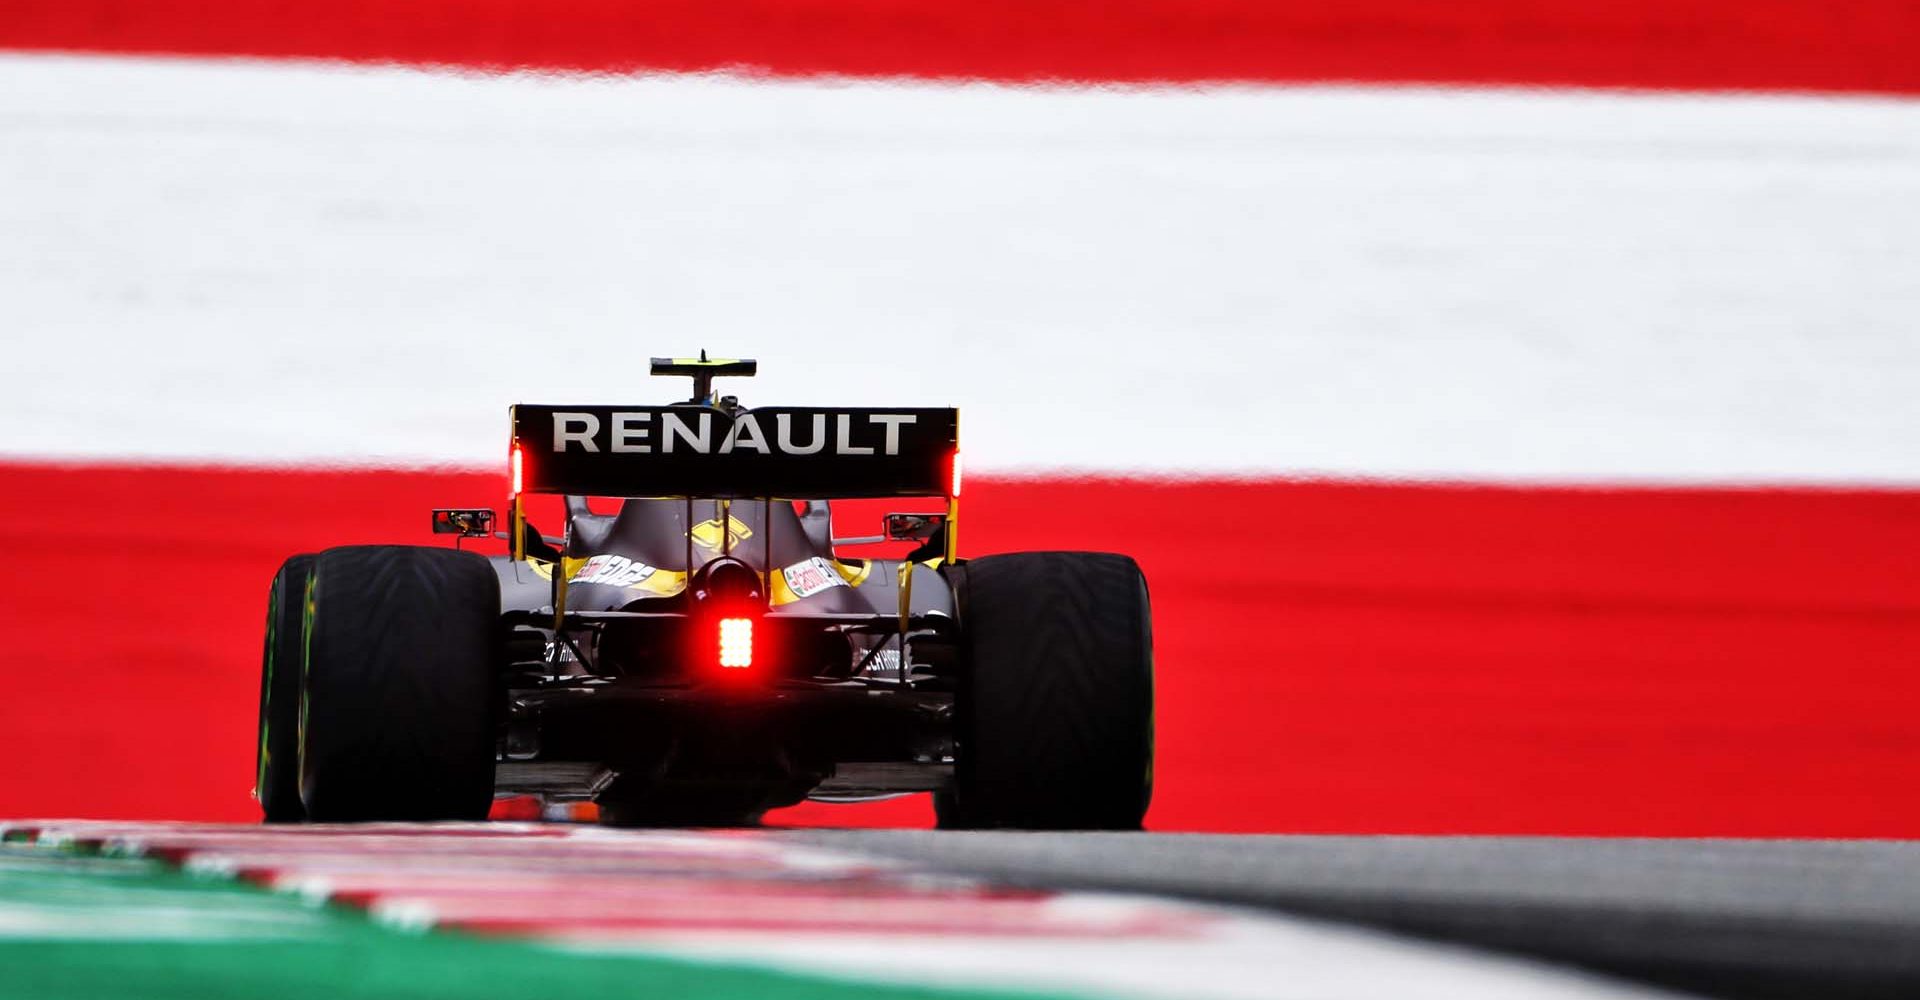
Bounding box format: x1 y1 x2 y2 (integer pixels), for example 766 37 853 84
690 515 754 550
781 556 849 600
546 409 923 457
529 558 687 596
858 646 905 679
567 554 657 588
510 405 957 499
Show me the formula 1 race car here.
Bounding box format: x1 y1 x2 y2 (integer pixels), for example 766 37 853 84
254 357 1153 828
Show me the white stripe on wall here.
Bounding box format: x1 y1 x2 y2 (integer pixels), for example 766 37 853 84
3 54 1917 481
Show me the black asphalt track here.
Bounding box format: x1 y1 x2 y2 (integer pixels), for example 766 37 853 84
789 831 1920 1000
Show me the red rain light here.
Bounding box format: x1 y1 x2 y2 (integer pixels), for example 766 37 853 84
950 451 962 497
510 443 523 495
718 617 754 668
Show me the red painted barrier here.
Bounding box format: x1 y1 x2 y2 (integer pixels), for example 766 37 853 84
3 460 1917 835
3 0 1917 94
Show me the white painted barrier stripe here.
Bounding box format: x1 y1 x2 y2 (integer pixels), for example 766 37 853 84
3 54 1918 482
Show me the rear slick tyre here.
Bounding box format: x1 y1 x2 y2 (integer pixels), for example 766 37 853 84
298 545 499 822
255 554 312 823
938 552 1154 830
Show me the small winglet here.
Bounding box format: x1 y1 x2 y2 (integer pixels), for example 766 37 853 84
650 352 758 402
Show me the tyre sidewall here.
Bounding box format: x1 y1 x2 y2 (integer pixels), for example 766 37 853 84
299 545 500 821
256 554 312 823
944 551 1154 829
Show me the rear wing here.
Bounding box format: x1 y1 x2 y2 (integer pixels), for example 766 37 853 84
511 404 957 498
507 403 961 560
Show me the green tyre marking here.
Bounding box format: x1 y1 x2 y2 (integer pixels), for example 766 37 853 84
255 572 282 801
297 566 315 781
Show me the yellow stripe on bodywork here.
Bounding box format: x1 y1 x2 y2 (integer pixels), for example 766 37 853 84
834 559 872 587
534 553 874 607
690 515 754 551
529 558 689 598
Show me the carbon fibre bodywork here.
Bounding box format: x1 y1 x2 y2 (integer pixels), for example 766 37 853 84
492 495 960 822
491 498 953 622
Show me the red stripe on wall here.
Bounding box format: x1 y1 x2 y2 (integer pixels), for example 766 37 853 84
3 460 1917 835
3 1 1918 95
